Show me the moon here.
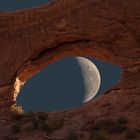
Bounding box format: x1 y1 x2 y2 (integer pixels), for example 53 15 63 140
76 57 101 103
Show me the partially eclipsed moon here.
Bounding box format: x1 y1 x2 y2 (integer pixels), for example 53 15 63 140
76 57 101 103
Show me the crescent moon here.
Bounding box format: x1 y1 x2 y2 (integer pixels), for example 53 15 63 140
76 57 101 103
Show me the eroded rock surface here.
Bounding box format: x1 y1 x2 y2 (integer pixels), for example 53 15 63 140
0 0 140 139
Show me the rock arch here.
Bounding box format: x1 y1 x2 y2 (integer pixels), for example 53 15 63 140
0 0 139 115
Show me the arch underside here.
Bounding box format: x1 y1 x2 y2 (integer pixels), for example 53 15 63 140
12 39 137 108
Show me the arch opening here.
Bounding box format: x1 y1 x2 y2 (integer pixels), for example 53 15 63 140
11 43 123 113
12 55 122 113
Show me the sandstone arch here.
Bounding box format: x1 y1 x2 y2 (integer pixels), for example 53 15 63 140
0 0 139 132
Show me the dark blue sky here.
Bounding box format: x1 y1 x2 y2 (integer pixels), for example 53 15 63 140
0 1 122 112
16 56 122 112
0 0 52 11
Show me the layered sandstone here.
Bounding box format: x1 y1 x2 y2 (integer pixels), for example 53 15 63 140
0 0 140 139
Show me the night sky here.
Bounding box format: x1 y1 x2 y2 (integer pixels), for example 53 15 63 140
17 57 122 112
0 0 122 112
0 0 52 11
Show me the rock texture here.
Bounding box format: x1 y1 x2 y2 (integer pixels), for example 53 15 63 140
0 0 140 139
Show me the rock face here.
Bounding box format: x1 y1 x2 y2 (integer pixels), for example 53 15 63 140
0 0 140 139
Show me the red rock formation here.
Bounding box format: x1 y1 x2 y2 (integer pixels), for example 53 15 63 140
0 0 140 139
